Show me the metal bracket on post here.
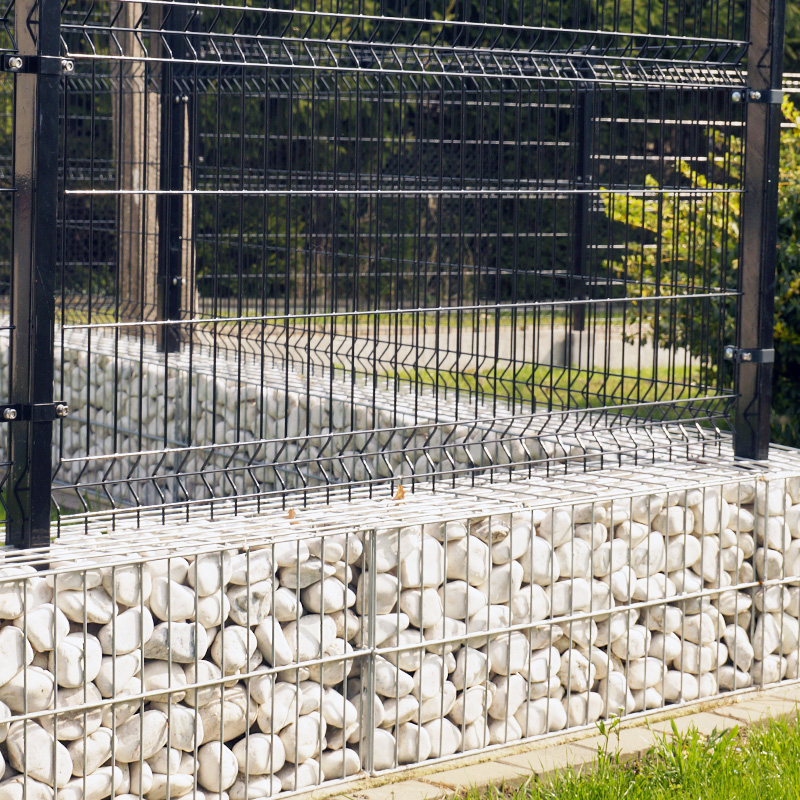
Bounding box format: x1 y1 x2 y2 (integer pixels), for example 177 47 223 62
734 0 786 460
724 346 776 364
5 0 63 548
732 88 785 104
1 403 69 422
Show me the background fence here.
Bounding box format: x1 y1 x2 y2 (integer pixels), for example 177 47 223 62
0 0 786 546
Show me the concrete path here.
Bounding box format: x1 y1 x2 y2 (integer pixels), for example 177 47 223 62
297 682 800 800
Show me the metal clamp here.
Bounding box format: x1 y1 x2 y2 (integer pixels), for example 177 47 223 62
2 55 74 74
723 345 775 364
0 402 69 421
732 88 784 104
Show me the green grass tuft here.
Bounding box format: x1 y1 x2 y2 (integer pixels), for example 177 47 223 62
457 715 800 800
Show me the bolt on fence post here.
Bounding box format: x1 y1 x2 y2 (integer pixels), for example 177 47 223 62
5 0 62 547
734 0 786 459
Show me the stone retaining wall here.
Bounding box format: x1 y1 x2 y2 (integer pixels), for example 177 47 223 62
0 451 797 798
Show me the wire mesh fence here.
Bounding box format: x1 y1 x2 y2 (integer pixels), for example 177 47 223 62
0 0 784 543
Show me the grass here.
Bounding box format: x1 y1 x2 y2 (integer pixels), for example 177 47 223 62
462 716 800 800
391 362 708 412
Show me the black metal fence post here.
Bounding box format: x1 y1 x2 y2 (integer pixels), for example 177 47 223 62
734 0 786 459
157 3 188 353
5 0 63 547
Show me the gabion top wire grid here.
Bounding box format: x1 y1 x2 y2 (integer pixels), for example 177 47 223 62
0 0 768 534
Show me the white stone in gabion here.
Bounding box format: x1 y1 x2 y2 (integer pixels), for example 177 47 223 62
232 733 286 775
390 722 428 765
128 761 153 795
39 684 103 740
467 604 512 645
648 632 682 663
187 552 234 598
48 633 102 689
538 510 572 547
320 748 360 778
755 547 784 581
142 661 187 703
0 626 32 687
200 686 257 743
100 676 141 727
598 672 635 717
0 777 53 800
564 691 603 727
197 742 238 792
254 619 293 667
723 624 754 672
94 651 141 697
98 607 154 655
320 687 358 729
196 593 231 628
521 537 560 585
423 717 461 758
557 649 595 693
102 563 151 607
210 625 257 674
149 578 196 622
145 621 209 663
382 694 420 728
7 721 72 788
146 772 194 800
753 654 787 685
574 522 608 548
229 775 281 800
255 682 301 735
652 506 694 535
478 561 523 605
491 520 532 565
67 728 114 777
374 657 414 697
229 552 274 585
514 697 567 737
115 710 169 763
438 581 488 619
0 665 55 712
146 557 189 585
552 578 592 616
663 670 699 702
610 625 649 660
355 573 397 616
397 588 440 629
14 604 69 652
627 657 667 690
300 579 353 614
446 536 491 586
753 614 782 660
279 711 325 763
487 633 529 676
55 588 115 625
61 767 125 800
228 581 273 626
276 758 323 791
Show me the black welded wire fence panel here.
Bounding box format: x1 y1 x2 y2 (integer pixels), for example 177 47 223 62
0 0 751 524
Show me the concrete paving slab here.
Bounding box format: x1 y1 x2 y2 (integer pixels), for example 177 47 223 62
716 697 800 724
498 740 600 776
349 781 446 800
646 711 738 737
426 759 533 790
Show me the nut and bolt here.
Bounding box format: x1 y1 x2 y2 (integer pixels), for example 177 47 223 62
61 59 74 74
2 408 16 421
741 352 753 362
749 90 762 101
724 346 736 360
732 90 743 103
7 56 22 71
55 403 69 418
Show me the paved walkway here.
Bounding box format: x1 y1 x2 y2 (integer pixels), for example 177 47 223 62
299 682 800 799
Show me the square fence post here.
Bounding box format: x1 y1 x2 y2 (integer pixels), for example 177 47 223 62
5 0 62 547
735 0 786 459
